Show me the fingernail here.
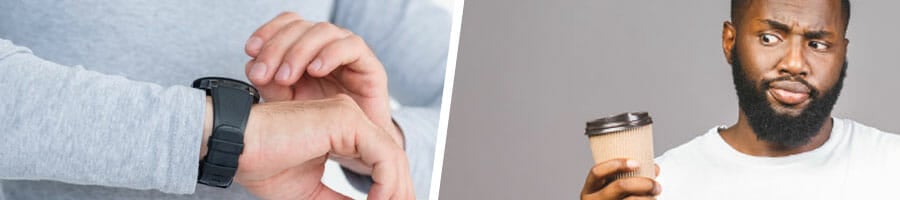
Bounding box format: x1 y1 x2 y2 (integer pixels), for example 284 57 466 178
247 37 263 53
276 63 291 81
309 59 323 71
654 183 662 194
249 62 267 81
626 160 640 169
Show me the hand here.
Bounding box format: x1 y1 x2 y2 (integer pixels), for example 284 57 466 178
581 159 662 200
242 12 400 147
228 95 413 200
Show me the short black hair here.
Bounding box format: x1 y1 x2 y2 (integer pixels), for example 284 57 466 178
731 0 851 32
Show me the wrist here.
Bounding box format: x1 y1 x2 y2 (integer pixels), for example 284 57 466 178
193 77 260 188
200 96 213 159
238 104 265 167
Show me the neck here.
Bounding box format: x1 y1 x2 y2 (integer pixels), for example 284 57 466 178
718 109 833 157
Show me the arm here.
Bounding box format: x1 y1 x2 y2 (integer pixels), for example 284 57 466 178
0 38 414 199
0 39 204 194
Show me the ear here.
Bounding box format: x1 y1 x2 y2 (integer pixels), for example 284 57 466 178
723 21 737 64
841 37 850 62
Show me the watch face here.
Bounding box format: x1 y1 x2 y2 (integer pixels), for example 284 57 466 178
192 77 260 103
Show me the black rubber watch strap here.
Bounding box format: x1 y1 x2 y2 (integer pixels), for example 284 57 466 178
193 77 259 188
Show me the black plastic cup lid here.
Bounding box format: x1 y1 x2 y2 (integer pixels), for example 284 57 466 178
585 112 653 136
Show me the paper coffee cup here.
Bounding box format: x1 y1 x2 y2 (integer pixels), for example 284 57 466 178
584 112 656 179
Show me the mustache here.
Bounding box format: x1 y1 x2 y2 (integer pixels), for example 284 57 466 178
760 76 820 98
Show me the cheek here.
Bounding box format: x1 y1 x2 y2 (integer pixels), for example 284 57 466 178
738 44 782 80
804 52 844 93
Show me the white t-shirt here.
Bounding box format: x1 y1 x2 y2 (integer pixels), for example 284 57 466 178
655 118 900 200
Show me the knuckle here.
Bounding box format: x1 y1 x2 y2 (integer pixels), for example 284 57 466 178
348 35 375 55
276 11 301 20
283 49 301 61
332 94 362 113
340 27 353 36
601 159 625 169
347 34 366 44
259 42 286 58
284 20 307 31
285 43 310 60
600 180 625 196
334 93 354 104
590 164 612 177
312 22 340 33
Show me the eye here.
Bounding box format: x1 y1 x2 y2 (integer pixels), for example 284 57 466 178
809 41 830 51
759 33 782 46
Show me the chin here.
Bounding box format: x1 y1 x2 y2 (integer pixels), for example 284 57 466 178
770 106 805 118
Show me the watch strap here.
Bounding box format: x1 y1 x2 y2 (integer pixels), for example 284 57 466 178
194 77 259 188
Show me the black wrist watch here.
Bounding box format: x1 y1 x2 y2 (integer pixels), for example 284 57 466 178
192 77 260 188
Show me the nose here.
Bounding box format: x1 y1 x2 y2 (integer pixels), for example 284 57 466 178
777 40 809 77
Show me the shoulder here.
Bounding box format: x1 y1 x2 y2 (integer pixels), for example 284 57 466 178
655 127 721 166
653 126 721 193
835 118 900 163
837 118 900 147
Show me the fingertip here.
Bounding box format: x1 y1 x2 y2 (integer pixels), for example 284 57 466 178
306 58 327 77
245 36 263 57
247 62 270 85
626 159 640 169
590 164 603 175
654 182 662 195
274 63 292 83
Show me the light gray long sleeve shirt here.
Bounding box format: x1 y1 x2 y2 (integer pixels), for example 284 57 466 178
0 0 448 199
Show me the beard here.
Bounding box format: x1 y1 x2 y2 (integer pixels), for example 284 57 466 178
730 47 847 148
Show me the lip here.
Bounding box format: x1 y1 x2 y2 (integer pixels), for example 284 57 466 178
768 81 811 105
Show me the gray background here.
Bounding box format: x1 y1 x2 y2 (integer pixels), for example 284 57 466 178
440 1 900 199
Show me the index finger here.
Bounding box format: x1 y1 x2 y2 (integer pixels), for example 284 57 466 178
594 177 660 199
245 12 303 57
582 159 640 195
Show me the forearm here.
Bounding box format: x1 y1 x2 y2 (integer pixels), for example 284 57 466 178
0 39 205 194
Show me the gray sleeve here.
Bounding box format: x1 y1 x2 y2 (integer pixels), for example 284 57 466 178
393 106 439 199
0 38 205 194
331 0 449 199
332 0 449 107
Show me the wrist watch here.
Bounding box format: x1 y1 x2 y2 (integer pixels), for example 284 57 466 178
192 77 260 188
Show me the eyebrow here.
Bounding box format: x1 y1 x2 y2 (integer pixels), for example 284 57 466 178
759 19 792 33
803 30 833 39
758 19 834 39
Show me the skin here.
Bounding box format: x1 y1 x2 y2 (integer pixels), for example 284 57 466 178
581 159 661 200
201 95 414 200
244 12 404 174
719 0 848 157
198 12 413 199
581 0 849 199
